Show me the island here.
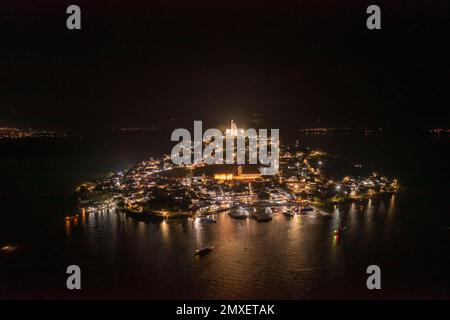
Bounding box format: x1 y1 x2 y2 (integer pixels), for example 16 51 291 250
73 140 399 222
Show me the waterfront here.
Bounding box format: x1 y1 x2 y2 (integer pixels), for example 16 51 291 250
1 133 449 299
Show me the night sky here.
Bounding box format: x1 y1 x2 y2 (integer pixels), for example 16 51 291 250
1 0 449 131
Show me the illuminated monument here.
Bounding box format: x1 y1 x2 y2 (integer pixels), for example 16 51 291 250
210 120 276 180
225 120 245 137
213 120 263 181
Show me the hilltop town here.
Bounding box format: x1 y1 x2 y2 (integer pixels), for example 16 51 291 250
74 122 399 221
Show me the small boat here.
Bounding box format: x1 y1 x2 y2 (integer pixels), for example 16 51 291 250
257 215 273 222
195 247 214 256
257 207 273 222
1 245 18 254
301 205 314 212
334 220 345 236
65 214 79 221
283 210 294 218
199 216 217 223
229 207 248 219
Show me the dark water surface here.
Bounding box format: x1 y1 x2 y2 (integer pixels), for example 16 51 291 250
0 133 449 299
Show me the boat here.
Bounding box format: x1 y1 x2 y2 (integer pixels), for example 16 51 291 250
65 214 79 221
283 210 294 218
301 205 314 212
257 207 273 222
199 216 217 223
257 215 273 222
334 220 346 236
195 247 214 256
1 245 18 254
229 207 248 219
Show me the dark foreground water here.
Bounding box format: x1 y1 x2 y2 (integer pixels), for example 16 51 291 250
0 133 449 299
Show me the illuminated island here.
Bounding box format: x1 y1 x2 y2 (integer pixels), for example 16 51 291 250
73 121 399 222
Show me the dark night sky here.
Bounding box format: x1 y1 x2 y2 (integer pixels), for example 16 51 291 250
0 0 449 131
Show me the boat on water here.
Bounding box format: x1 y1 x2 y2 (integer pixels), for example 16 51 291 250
257 207 273 222
229 207 249 219
257 215 273 222
65 214 79 221
195 247 214 256
1 245 18 254
283 210 294 218
334 220 346 236
199 216 217 223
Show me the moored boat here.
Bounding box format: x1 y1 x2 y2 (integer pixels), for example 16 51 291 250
257 215 273 222
229 207 249 219
257 207 273 222
195 247 214 256
65 214 79 221
283 210 294 218
199 216 217 223
301 205 314 212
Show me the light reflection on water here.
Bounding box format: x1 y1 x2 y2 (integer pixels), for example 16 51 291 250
60 199 402 299
2 134 449 299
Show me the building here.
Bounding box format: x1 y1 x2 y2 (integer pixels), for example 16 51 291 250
225 120 245 137
213 166 261 182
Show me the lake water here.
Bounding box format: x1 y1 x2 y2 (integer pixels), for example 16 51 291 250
1 133 449 299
